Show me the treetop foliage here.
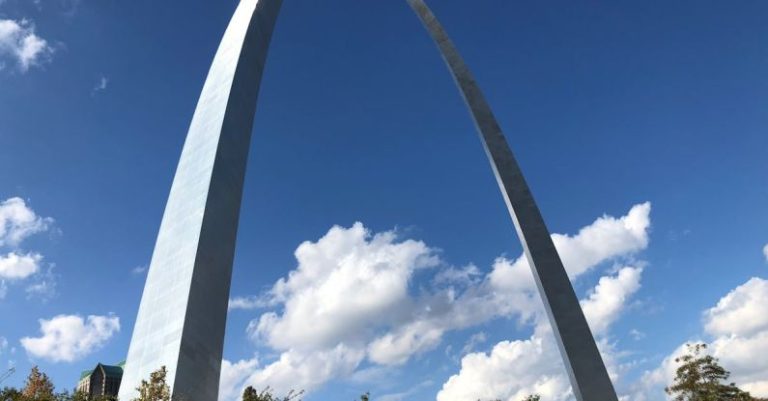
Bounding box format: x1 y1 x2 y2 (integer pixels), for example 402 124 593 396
241 386 303 401
131 366 169 401
666 343 766 401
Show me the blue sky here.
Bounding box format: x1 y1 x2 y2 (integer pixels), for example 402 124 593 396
1 0 767 400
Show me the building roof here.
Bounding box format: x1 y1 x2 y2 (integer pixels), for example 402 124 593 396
100 364 124 378
79 362 125 381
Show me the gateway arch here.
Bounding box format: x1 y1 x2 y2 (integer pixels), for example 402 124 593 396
119 1 618 400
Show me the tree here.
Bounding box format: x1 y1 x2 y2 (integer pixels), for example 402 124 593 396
666 343 765 401
240 386 302 401
53 390 90 401
359 392 369 401
242 387 259 401
0 387 24 401
131 367 170 401
66 391 88 401
22 366 55 401
522 395 541 401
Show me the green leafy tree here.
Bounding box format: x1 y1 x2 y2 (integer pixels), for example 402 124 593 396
522 395 541 401
666 343 764 401
242 386 259 401
0 367 119 401
240 386 302 401
0 387 24 401
131 367 170 401
53 390 89 401
66 391 88 401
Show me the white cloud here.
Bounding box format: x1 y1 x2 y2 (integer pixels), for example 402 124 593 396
763 244 768 263
251 222 438 351
0 252 42 280
581 266 643 335
20 314 120 362
630 343 688 401
706 278 768 396
24 265 57 301
0 19 53 72
223 223 438 400
369 203 651 367
489 202 650 292
368 320 445 365
219 356 259 401
378 380 434 401
130 265 147 275
433 264 482 286
633 277 768 400
233 345 364 398
0 198 54 299
228 295 270 311
438 331 572 401
0 197 52 247
629 329 646 341
460 332 487 356
704 277 768 338
437 265 645 401
226 203 651 400
92 75 108 94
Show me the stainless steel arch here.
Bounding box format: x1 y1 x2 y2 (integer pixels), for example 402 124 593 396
118 1 283 399
121 1 617 400
406 1 618 400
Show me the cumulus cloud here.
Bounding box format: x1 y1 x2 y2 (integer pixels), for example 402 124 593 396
438 331 572 401
489 202 650 291
706 278 768 396
368 320 445 365
222 346 364 399
0 198 54 299
763 244 768 263
243 346 363 396
371 203 651 367
633 277 768 400
224 203 651 400
219 356 260 401
704 278 768 338
0 197 52 247
581 266 643 335
438 265 645 401
0 19 53 72
20 314 120 362
0 252 42 280
251 223 438 352
226 223 437 397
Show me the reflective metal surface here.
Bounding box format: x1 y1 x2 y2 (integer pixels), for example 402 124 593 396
118 1 283 399
405 1 619 400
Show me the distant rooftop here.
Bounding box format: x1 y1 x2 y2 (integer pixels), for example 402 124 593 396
79 362 125 380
